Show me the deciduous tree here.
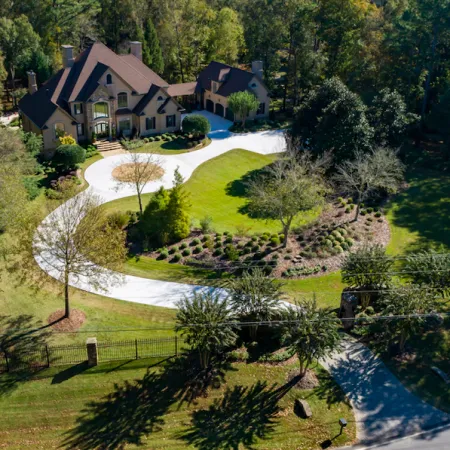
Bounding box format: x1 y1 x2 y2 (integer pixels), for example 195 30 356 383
247 155 327 247
34 191 127 318
335 147 404 220
227 91 260 129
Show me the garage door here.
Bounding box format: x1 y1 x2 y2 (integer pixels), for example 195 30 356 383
206 99 214 112
215 103 224 117
225 108 234 122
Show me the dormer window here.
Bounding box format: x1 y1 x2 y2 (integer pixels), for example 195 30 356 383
106 74 112 84
251 82 257 88
118 92 128 108
211 81 218 93
73 103 83 115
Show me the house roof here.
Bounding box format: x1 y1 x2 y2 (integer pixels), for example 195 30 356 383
19 41 170 129
196 61 264 97
167 82 197 97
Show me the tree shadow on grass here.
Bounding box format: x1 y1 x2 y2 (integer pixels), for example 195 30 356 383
0 314 52 396
63 356 234 450
310 368 352 410
179 379 296 450
388 171 450 252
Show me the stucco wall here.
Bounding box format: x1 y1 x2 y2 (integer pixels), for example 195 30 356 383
203 74 270 121
43 109 77 152
139 89 181 136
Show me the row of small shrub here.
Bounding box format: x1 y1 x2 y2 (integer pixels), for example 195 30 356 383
120 139 145 150
257 349 294 363
282 264 326 278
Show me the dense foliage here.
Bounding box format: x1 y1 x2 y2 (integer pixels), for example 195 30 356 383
227 91 259 128
53 144 86 171
176 290 237 369
182 114 211 137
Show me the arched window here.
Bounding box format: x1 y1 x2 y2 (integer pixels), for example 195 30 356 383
251 82 257 88
54 122 65 139
118 92 128 108
157 96 164 101
93 102 109 119
106 74 112 84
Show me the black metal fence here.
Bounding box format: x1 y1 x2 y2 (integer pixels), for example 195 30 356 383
0 336 182 373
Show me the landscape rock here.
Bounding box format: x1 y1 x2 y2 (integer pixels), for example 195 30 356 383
295 399 312 418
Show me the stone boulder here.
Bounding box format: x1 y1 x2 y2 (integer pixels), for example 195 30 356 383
294 399 312 419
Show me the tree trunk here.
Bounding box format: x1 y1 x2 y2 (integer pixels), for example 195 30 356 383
399 331 407 354
249 324 258 341
199 350 210 369
64 268 70 318
137 192 143 216
354 193 362 222
10 66 15 90
420 23 438 121
283 31 294 112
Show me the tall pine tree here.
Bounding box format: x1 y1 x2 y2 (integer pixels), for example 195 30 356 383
144 18 164 74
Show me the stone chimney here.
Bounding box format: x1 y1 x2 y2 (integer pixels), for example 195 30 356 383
130 41 142 61
27 71 38 95
251 60 264 80
62 45 75 68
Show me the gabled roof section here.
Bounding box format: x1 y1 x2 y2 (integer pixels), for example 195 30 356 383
196 61 265 98
19 70 63 128
19 41 170 129
167 82 197 97
133 84 160 115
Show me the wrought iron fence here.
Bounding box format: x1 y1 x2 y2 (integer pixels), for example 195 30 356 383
0 336 183 373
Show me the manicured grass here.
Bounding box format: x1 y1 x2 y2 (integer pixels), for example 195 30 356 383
104 149 321 234
386 169 450 254
133 137 211 155
0 249 177 345
0 359 355 449
380 320 450 413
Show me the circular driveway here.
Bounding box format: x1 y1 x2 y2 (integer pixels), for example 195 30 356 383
38 112 286 308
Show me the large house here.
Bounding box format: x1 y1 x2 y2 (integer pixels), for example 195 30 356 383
19 42 270 151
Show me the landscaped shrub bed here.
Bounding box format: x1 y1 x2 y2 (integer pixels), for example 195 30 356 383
121 132 208 151
229 118 287 133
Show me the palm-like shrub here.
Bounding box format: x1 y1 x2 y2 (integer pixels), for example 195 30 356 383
282 297 341 377
176 290 237 369
228 269 283 340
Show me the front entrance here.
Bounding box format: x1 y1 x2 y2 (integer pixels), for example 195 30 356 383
215 103 224 117
206 99 214 113
94 121 109 138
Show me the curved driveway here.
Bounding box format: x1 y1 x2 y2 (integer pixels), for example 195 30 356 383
36 111 285 308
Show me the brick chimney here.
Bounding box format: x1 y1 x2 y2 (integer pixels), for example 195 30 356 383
130 41 142 61
62 45 75 68
251 61 264 80
27 71 38 95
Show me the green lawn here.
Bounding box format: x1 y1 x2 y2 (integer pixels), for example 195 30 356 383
104 149 321 234
132 137 211 155
386 168 450 254
0 359 356 449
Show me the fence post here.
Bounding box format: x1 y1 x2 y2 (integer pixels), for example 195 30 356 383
4 349 9 373
86 337 98 366
175 335 178 357
45 345 50 368
135 339 138 360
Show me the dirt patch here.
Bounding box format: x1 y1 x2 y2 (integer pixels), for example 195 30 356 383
112 162 164 183
287 369 320 390
47 309 86 332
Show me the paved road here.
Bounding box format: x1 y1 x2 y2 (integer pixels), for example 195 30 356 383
35 110 286 308
324 339 450 447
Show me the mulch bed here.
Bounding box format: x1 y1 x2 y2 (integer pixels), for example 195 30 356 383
47 309 86 332
287 368 320 390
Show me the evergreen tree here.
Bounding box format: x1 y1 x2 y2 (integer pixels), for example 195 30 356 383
139 186 170 246
167 168 191 242
144 18 164 74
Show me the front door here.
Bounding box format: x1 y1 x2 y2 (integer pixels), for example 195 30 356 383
94 122 109 138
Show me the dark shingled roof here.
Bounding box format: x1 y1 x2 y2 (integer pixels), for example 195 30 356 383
19 41 170 129
133 84 160 115
196 61 264 97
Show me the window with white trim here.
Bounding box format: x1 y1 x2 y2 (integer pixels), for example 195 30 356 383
77 123 84 136
166 114 176 128
54 122 65 139
146 117 156 130
257 102 265 115
74 103 83 115
118 92 128 108
93 102 109 119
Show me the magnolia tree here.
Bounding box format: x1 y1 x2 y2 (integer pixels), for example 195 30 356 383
335 147 404 220
228 91 259 128
34 191 127 318
282 297 341 377
228 268 284 340
176 290 237 369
